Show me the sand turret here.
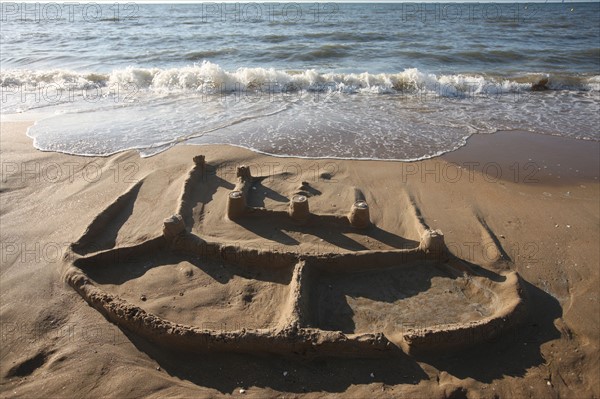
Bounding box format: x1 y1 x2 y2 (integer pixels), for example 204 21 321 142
163 214 185 241
348 200 370 228
419 229 446 255
289 194 310 222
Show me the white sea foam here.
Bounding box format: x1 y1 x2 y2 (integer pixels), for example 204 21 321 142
3 62 599 95
3 63 598 160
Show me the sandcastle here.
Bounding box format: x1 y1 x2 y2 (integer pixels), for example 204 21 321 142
225 164 371 228
63 155 527 358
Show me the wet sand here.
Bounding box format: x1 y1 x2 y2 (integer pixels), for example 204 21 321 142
1 121 598 398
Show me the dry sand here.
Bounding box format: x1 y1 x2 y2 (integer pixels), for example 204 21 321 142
1 121 598 398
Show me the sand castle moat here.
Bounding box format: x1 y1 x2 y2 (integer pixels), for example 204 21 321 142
63 154 527 357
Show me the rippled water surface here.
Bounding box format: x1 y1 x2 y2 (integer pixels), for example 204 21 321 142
1 2 598 159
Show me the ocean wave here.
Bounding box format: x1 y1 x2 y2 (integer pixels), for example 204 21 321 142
457 50 523 62
290 44 352 61
302 32 391 42
184 48 239 61
262 34 289 43
2 62 599 95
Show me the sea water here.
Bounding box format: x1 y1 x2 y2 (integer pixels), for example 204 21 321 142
1 2 598 160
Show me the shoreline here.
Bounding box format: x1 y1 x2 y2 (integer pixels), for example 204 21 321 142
1 121 598 398
13 117 600 185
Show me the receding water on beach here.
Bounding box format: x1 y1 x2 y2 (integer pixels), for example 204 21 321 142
1 2 599 160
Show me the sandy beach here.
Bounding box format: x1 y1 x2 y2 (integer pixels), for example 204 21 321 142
2 2 599 398
0 121 598 398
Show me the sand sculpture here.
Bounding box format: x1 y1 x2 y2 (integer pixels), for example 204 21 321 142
63 155 527 357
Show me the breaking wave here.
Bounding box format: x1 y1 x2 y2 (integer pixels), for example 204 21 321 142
2 61 599 96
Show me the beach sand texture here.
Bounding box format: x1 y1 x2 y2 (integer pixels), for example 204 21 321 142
1 122 598 398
